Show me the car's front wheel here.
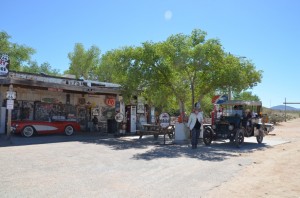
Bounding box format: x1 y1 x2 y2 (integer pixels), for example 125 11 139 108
22 126 34 137
65 125 74 136
256 129 264 144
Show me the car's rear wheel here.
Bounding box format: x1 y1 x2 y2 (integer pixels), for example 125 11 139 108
65 125 74 136
22 126 34 137
203 128 213 146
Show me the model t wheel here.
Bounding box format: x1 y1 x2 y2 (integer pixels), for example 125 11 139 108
203 128 213 146
65 125 74 136
235 128 244 148
256 130 264 144
22 126 35 137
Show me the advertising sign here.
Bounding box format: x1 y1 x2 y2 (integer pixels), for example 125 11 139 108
115 113 124 123
105 96 115 107
159 113 170 128
7 99 14 110
0 54 9 76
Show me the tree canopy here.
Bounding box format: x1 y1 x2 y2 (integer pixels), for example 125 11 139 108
22 61 60 76
66 43 101 79
98 29 263 114
0 31 35 71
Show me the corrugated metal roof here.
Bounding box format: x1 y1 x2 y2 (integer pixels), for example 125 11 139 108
221 100 262 106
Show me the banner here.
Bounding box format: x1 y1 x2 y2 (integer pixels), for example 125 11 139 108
212 94 228 104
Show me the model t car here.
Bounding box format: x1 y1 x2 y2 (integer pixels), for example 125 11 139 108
203 100 273 147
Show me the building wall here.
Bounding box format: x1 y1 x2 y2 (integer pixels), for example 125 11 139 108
0 85 120 132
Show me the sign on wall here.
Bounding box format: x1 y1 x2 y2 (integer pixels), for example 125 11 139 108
0 53 9 76
105 96 115 107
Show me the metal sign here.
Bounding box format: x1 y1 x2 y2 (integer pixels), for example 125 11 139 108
0 53 9 76
6 91 16 100
115 113 124 123
7 99 14 110
159 113 170 128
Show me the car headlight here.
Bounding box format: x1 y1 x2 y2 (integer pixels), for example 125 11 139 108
228 125 234 131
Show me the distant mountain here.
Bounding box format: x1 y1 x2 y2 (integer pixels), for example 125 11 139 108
271 105 300 111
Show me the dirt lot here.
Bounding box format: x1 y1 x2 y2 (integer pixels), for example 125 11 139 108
206 118 300 198
0 119 300 198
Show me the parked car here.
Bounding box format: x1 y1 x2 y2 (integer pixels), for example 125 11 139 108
203 100 273 147
11 117 81 137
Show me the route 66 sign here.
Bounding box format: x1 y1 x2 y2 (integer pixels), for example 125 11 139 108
6 91 16 100
0 53 9 76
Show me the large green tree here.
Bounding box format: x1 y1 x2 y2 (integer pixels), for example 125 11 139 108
98 29 263 115
66 43 101 79
22 61 60 76
233 91 260 101
0 31 35 71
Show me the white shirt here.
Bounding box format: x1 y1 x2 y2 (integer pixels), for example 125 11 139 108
187 112 203 130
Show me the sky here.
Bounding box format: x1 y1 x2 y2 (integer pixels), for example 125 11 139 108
2 0 300 108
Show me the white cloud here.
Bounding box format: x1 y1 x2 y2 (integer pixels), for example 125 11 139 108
164 10 172 21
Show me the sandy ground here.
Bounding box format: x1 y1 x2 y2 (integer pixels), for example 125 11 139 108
205 118 300 198
0 119 300 198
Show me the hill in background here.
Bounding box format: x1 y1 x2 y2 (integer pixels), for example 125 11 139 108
271 105 300 111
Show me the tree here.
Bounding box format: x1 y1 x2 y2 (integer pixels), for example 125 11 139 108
214 54 263 99
22 61 60 76
67 43 101 79
233 91 260 101
98 29 263 115
159 29 225 112
0 31 35 71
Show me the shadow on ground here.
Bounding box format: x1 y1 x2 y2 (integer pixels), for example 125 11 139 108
0 132 271 162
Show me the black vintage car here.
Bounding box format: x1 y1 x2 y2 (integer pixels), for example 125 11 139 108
203 100 270 147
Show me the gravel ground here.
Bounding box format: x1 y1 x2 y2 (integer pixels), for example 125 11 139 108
0 129 288 198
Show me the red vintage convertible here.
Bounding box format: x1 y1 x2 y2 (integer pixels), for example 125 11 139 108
11 118 81 137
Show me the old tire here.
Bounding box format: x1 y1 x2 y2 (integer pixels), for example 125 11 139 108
22 126 34 137
203 128 213 146
235 129 244 148
256 130 264 144
65 125 74 136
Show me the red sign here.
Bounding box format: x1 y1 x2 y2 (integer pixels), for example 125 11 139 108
105 96 115 107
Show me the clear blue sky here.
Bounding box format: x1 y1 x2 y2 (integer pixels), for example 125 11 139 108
2 0 300 108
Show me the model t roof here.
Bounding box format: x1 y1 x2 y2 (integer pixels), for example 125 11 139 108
221 100 262 106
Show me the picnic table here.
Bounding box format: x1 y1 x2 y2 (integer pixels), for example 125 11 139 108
137 123 175 144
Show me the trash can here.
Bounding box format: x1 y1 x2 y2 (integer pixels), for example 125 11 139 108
107 119 117 133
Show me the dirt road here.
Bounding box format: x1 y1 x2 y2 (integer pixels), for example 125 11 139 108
205 118 300 198
0 119 299 198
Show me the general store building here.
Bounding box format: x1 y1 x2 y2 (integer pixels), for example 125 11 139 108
0 71 123 134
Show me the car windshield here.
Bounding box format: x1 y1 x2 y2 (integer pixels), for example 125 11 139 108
223 109 242 117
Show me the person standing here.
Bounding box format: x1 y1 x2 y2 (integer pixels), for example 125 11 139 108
187 107 204 149
92 116 99 132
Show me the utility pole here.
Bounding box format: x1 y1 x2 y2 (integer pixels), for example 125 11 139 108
283 99 300 122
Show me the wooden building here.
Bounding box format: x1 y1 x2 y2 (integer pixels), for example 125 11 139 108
0 71 123 134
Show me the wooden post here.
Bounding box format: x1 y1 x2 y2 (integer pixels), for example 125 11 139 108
6 84 13 137
285 98 286 122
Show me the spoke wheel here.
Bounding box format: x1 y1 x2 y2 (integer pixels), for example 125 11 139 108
256 130 264 144
235 129 244 148
203 128 213 146
65 125 74 136
22 126 34 137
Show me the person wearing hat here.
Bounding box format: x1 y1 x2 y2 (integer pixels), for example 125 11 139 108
187 107 204 149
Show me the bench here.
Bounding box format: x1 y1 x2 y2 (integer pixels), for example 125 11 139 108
137 129 174 144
